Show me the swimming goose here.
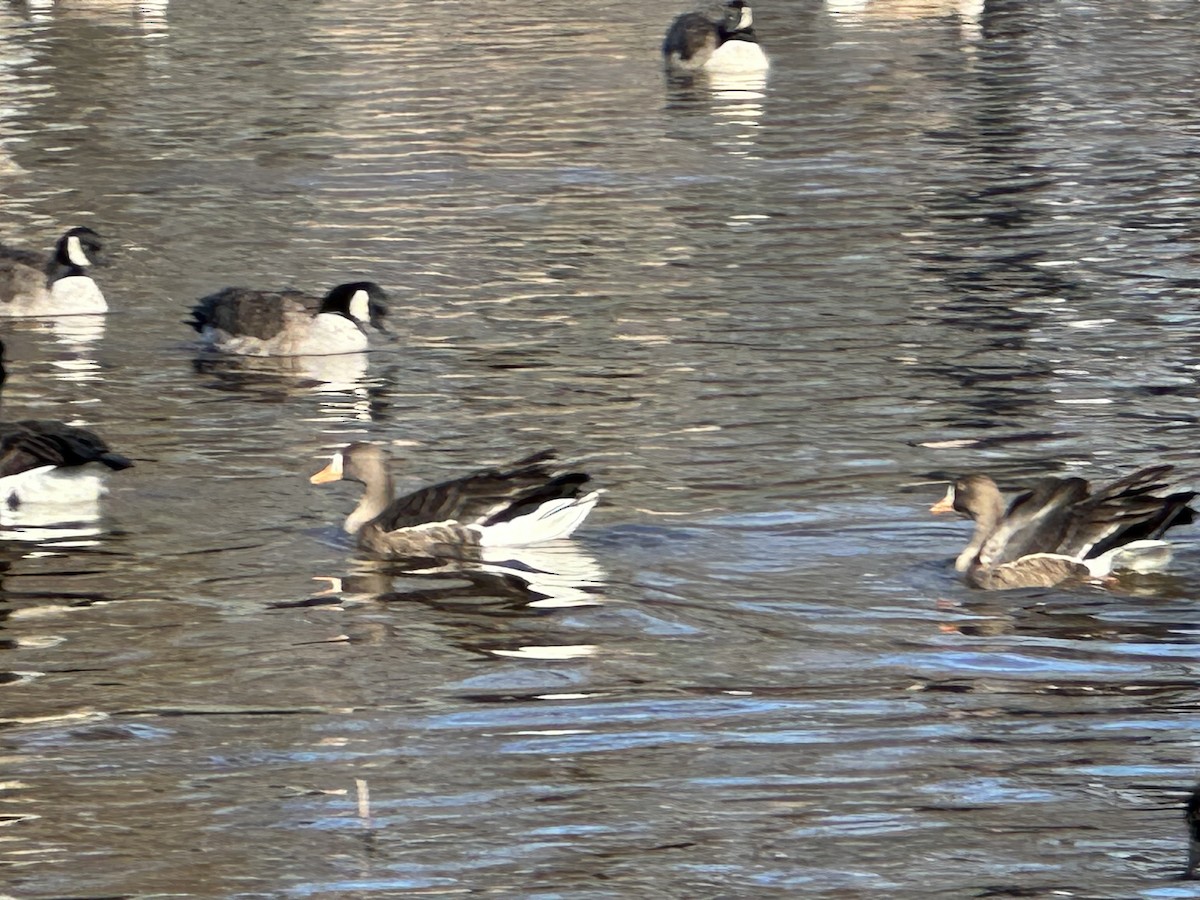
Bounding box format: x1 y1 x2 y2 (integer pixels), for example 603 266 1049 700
931 466 1195 590
0 418 133 514
189 282 388 357
663 0 769 74
311 444 601 561
0 226 107 316
0 341 131 521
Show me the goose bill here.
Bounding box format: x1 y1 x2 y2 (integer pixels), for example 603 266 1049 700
929 485 955 515
310 453 344 484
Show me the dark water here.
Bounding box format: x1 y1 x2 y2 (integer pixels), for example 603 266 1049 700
3 0 1200 895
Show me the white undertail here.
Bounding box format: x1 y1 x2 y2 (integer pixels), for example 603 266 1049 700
478 491 602 548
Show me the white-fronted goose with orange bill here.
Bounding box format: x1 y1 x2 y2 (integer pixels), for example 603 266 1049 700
931 465 1195 590
311 444 601 561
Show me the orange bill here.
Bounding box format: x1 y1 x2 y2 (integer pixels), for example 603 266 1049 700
929 486 955 515
310 462 343 484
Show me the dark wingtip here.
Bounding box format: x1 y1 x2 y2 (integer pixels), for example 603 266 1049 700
100 453 134 471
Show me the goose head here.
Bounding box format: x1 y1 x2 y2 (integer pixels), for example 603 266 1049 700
931 475 1006 573
319 282 389 333
54 227 104 271
718 0 753 35
310 442 390 487
930 474 1004 523
311 442 394 534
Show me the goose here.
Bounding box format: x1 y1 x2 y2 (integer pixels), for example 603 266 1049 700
189 281 388 357
0 226 107 316
663 0 769 74
0 340 132 514
930 466 1195 590
0 418 133 519
311 443 601 561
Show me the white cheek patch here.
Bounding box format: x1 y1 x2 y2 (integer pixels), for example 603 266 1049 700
738 7 753 29
66 235 92 267
348 289 370 323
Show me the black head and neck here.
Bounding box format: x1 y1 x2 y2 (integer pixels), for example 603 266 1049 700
320 282 390 333
49 226 104 279
719 0 757 41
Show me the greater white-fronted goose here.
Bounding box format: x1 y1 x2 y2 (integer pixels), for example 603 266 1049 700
0 226 107 316
930 466 1195 590
189 282 388 357
663 0 769 73
311 444 601 561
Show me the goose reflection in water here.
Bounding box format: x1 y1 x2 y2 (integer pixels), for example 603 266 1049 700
663 0 770 158
191 353 377 427
310 541 607 612
19 0 169 32
2 314 108 388
825 0 983 38
665 70 769 160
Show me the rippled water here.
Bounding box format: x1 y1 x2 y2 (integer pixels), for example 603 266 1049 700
3 0 1200 895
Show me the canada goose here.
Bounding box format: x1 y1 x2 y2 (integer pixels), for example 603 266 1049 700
930 466 1195 590
0 226 106 316
189 282 388 357
0 418 133 526
0 340 132 514
663 0 769 74
311 444 601 561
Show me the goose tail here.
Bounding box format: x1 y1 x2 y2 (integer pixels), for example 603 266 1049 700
478 489 602 548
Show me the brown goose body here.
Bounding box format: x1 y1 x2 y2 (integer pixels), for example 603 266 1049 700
311 444 601 562
931 466 1195 590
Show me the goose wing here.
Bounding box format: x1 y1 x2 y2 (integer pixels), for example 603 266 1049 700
980 477 1089 566
1059 465 1195 559
373 451 569 532
0 420 132 477
663 13 717 62
190 287 315 340
0 247 47 302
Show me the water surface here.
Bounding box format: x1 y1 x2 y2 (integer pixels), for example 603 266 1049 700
3 0 1200 895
